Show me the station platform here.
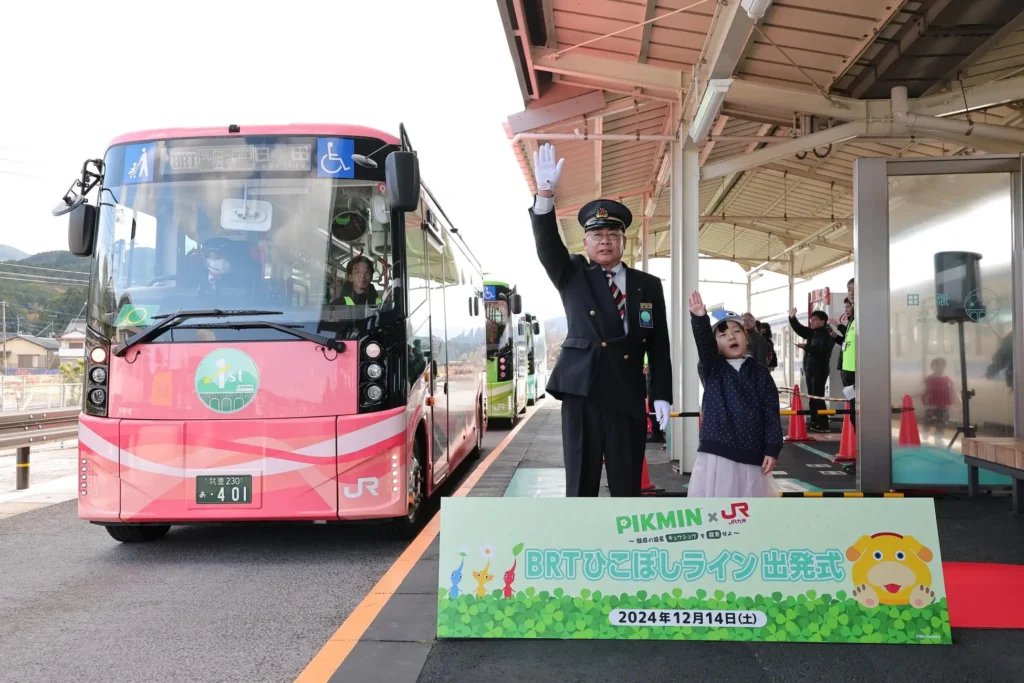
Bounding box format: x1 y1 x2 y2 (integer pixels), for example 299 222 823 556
317 400 1024 683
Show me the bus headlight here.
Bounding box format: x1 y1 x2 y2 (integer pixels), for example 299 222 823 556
89 366 107 384
366 384 383 402
88 388 106 406
366 363 383 380
365 342 382 359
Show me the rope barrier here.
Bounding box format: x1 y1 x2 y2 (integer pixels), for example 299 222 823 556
649 409 852 419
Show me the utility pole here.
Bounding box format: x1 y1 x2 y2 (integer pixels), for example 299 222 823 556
1 300 6 376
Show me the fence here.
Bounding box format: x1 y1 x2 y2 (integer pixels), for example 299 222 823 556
0 376 82 413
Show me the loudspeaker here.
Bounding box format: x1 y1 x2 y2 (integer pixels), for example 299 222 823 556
934 251 984 323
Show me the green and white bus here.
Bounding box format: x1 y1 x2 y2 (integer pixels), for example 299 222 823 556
484 280 527 424
523 313 547 405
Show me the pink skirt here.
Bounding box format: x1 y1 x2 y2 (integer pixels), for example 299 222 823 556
687 451 779 498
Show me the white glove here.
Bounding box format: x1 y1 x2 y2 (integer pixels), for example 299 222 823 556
533 143 564 192
654 400 671 432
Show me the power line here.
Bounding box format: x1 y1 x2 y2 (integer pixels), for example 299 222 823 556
0 271 88 285
0 262 90 276
0 275 87 287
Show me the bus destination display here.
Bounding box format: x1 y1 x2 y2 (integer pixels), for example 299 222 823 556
165 143 313 174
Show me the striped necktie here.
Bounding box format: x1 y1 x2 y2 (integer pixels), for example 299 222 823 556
605 269 626 322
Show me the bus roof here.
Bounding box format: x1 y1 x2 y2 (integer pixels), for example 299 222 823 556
484 280 511 288
107 124 401 148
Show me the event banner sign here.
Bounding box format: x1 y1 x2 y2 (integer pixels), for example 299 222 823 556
437 498 951 644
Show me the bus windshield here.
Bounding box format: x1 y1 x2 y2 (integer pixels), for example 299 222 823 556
88 138 401 344
485 301 511 352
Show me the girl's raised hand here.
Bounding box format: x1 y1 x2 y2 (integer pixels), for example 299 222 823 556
688 291 706 316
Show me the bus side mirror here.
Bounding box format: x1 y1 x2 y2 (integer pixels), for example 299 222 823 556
468 296 473 316
68 203 98 257
533 321 540 335
385 151 420 212
510 293 522 315
431 359 438 378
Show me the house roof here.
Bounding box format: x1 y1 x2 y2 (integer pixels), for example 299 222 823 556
2 335 59 351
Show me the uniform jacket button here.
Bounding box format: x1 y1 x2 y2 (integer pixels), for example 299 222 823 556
601 342 608 347
590 310 596 316
623 354 629 360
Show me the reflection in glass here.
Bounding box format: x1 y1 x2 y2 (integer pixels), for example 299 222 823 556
887 173 1014 486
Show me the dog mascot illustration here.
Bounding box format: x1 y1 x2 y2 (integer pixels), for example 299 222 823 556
846 532 937 608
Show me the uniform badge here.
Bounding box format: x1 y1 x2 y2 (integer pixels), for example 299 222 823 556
639 304 654 328
595 208 608 219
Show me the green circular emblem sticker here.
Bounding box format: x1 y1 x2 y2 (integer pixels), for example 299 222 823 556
640 311 652 322
195 348 260 414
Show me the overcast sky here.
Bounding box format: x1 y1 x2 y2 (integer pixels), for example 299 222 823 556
0 0 850 321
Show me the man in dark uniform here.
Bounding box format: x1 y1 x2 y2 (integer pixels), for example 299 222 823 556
529 143 672 497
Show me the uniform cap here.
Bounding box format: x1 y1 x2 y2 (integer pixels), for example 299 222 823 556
578 199 632 233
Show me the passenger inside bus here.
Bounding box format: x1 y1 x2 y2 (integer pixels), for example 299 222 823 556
331 255 382 306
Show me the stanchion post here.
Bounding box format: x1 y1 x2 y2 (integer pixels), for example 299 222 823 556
16 445 29 490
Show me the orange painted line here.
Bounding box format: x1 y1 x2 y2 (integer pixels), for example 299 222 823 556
294 408 539 683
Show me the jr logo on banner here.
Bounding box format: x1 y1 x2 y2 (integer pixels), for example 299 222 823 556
437 498 951 644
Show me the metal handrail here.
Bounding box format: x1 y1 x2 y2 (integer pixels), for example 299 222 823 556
1 409 80 490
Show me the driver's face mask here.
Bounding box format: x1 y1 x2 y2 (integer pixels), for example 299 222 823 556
206 256 230 277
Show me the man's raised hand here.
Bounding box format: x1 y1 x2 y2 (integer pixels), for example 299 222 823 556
533 143 564 193
688 291 706 316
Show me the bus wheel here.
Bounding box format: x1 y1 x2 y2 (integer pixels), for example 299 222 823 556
383 438 429 540
105 524 171 543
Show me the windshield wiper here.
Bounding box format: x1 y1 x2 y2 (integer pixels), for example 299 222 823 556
179 321 346 353
112 309 283 357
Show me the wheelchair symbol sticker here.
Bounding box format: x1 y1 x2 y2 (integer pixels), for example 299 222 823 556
317 138 355 179
483 286 497 301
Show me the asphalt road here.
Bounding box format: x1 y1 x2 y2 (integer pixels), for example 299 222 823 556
0 423 512 683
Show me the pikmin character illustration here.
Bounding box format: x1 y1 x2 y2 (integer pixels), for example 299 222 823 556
449 547 468 598
846 532 937 608
502 542 525 599
473 545 495 598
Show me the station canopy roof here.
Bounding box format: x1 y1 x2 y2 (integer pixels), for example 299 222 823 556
498 0 1024 278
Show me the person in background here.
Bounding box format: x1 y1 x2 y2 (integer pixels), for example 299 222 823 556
840 279 856 430
742 312 768 366
923 357 955 440
687 292 781 498
758 322 778 371
789 309 836 432
332 255 381 306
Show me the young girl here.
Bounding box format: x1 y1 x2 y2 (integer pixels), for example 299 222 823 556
688 292 782 498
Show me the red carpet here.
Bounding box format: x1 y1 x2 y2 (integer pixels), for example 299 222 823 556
944 562 1024 629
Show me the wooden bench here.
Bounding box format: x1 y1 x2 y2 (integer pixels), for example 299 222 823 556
962 437 1024 513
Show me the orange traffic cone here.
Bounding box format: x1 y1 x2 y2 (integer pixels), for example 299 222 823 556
835 402 857 462
641 457 657 492
898 394 921 447
785 386 812 442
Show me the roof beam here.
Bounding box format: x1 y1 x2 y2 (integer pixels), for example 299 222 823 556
914 75 1024 118
506 90 607 136
843 0 958 100
762 164 853 192
531 47 689 95
702 122 865 180
725 79 865 121
509 0 542 100
923 10 1024 97
637 0 658 64
594 117 603 198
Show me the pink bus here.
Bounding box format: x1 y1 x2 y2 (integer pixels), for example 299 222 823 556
53 124 487 542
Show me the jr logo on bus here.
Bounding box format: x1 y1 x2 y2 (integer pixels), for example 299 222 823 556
194 348 260 414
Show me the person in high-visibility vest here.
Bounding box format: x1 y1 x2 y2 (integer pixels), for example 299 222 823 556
332 255 382 306
840 278 856 429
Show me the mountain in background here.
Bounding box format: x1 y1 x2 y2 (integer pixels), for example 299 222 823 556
0 245 29 261
0 250 88 337
543 316 567 337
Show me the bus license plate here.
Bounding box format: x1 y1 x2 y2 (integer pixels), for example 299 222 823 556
196 475 253 504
